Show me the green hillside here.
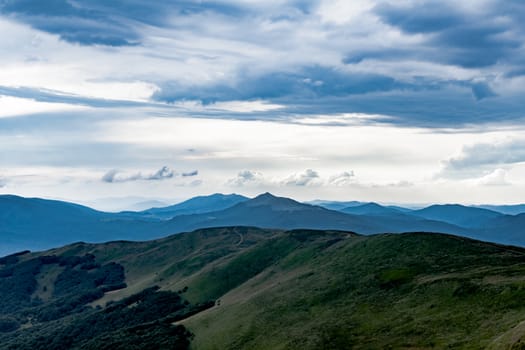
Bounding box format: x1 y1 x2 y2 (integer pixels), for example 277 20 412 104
2 227 525 349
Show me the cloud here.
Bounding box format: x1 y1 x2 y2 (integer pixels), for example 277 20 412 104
0 95 88 118
0 86 156 108
0 1 524 128
474 168 510 186
374 1 522 68
443 139 525 173
226 170 265 187
224 168 416 190
374 2 463 34
189 179 202 187
174 179 203 187
182 170 199 177
101 169 120 183
3 1 525 205
152 67 408 104
227 169 358 188
147 166 175 180
0 0 155 46
282 169 321 187
370 180 414 189
327 171 355 186
152 72 525 128
0 0 304 47
388 180 413 188
102 166 175 183
471 82 497 101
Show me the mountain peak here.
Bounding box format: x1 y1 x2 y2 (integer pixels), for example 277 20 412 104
361 202 383 208
340 202 401 215
254 192 277 199
140 193 249 218
246 192 305 209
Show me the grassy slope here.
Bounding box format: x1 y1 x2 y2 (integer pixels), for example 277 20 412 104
43 227 278 306
181 232 525 349
5 228 525 348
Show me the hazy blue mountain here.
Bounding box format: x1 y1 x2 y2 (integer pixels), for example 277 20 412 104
411 204 503 228
2 193 525 257
473 204 525 216
309 200 418 213
0 195 174 256
81 196 172 212
478 213 525 246
135 193 249 219
164 193 377 233
126 200 170 212
163 193 469 237
306 200 365 211
340 202 404 216
386 205 416 212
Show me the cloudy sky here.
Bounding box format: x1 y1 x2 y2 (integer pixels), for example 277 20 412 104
1 0 524 208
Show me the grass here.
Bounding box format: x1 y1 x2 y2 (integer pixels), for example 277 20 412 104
183 232 525 349
5 228 525 348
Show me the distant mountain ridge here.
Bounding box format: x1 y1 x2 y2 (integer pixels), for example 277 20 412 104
162 193 471 237
306 199 365 211
131 193 248 219
411 204 503 228
0 195 173 256
473 204 525 215
1 193 525 256
340 202 404 216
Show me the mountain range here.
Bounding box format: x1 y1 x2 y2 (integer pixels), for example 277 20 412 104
0 195 173 256
128 193 249 220
1 193 525 256
474 204 525 215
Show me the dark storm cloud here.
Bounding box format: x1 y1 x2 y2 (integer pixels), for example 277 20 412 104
0 0 247 46
152 66 409 104
374 1 523 69
1 0 524 129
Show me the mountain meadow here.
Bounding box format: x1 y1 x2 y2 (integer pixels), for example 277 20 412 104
2 226 525 348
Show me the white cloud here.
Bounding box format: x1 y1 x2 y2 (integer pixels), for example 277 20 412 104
169 100 284 113
209 100 284 113
440 138 525 178
101 166 175 183
227 169 358 188
473 168 510 186
327 171 356 186
291 113 393 126
282 169 322 187
317 0 375 24
0 19 159 102
1 1 525 205
227 170 265 187
0 95 88 118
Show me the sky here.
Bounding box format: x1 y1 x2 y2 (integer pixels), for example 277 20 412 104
1 0 525 208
